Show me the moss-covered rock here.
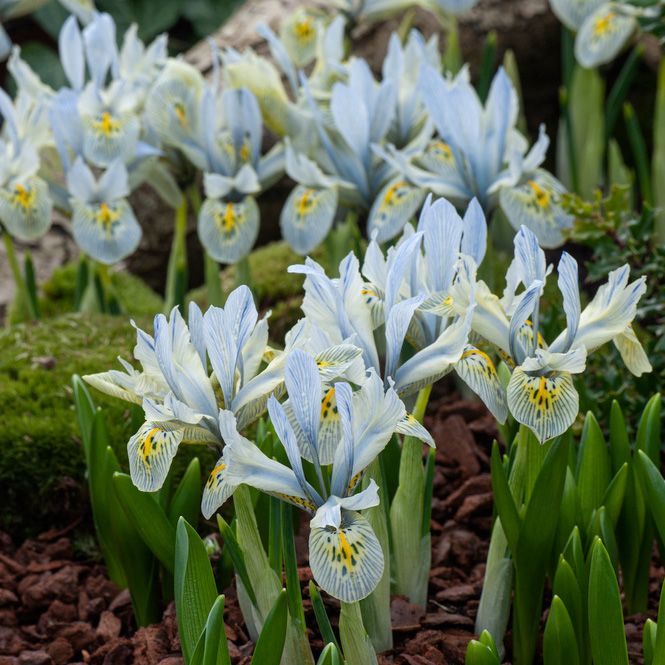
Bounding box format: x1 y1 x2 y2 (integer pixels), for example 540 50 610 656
0 313 216 539
8 262 164 325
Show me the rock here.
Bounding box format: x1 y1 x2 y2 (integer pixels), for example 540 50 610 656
0 656 19 665
96 611 121 642
455 492 494 522
20 566 80 610
435 583 477 603
432 415 481 477
156 659 184 665
46 638 73 665
0 609 17 627
0 625 27 654
132 625 170 665
0 590 18 606
57 622 96 652
390 597 424 632
17 651 51 665
88 638 132 665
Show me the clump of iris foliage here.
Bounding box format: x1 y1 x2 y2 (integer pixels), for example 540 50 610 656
2 0 665 663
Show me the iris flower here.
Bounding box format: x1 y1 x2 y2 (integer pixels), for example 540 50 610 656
377 66 573 248
288 195 508 423
145 55 283 264
0 89 52 241
549 0 640 68
205 350 431 602
450 225 651 442
84 287 363 497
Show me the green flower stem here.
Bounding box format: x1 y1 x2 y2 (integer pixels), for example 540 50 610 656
3 232 38 321
624 102 653 206
439 12 462 75
389 384 432 606
164 195 188 315
477 31 498 104
281 503 307 639
235 255 252 291
339 601 378 665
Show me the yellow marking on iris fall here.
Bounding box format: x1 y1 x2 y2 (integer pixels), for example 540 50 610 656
95 202 120 229
338 531 355 570
13 184 35 209
174 103 188 128
430 141 453 159
320 387 337 420
94 112 120 137
594 11 616 36
207 463 226 487
294 17 315 41
527 180 551 209
296 188 315 217
382 180 408 208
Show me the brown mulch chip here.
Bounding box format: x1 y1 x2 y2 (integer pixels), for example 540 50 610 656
1 398 663 663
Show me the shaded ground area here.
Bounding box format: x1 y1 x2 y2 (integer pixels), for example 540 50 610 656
0 399 662 664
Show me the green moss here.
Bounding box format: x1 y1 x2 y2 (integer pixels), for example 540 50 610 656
0 313 215 539
8 262 164 324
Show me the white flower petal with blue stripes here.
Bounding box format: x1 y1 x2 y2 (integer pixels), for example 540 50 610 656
499 171 573 249
128 422 182 492
201 454 236 519
281 9 319 68
280 185 337 255
549 0 605 30
71 198 141 264
368 178 426 243
81 112 140 168
613 325 652 377
507 369 579 443
575 4 637 69
315 343 364 385
395 414 435 446
198 195 259 264
309 510 384 602
455 345 508 423
0 176 52 241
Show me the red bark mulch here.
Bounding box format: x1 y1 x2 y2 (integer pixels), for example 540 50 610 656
0 398 662 664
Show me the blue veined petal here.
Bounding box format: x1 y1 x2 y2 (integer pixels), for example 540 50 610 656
507 369 579 443
367 178 426 243
429 0 479 14
414 139 465 186
309 510 384 602
127 422 182 492
385 295 426 382
559 265 647 354
220 408 318 511
395 413 434 446
315 344 364 385
553 252 581 353
384 230 423 311
0 176 52 241
330 381 354 498
221 88 262 170
575 4 637 69
58 15 84 90
508 280 543 365
512 224 548 287
71 197 141 264
280 185 338 255
201 454 236 519
461 198 487 266
613 325 652 377
499 171 573 249
318 387 342 465
268 396 323 504
285 350 323 462
549 0 605 30
81 111 140 168
197 195 259 264
455 345 508 423
394 310 471 397
82 13 117 88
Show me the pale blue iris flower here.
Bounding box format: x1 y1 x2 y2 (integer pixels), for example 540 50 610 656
449 225 651 442
83 287 364 500
377 65 573 248
287 197 507 424
0 89 53 241
204 350 431 602
549 0 640 68
145 53 283 264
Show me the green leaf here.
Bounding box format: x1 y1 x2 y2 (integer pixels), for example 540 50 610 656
490 441 520 554
576 412 611 528
113 473 176 573
339 601 378 665
175 518 218 663
316 643 343 665
654 579 665 665
588 538 629 665
216 515 258 608
96 0 182 40
605 45 643 141
653 57 665 244
624 102 653 206
587 507 619 571
544 595 579 665
636 451 665 549
281 504 306 636
643 618 657 665
601 463 628 527
203 596 231 665
636 394 662 463
552 557 584 655
309 582 341 654
168 457 202 528
465 634 501 665
609 401 631 473
251 590 289 665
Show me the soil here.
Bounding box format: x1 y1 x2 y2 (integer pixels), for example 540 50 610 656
0 398 662 665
